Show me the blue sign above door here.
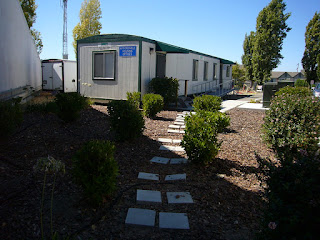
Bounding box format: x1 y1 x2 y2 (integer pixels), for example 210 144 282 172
119 46 136 57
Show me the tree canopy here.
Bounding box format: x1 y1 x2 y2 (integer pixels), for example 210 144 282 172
241 0 291 84
19 0 43 54
73 0 102 56
302 12 320 83
232 63 246 88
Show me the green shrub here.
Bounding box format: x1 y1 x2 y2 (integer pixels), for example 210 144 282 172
198 110 230 133
257 154 320 239
107 100 145 141
142 93 164 118
193 95 222 112
126 91 141 109
263 92 320 160
72 140 118 206
55 92 89 122
294 78 309 87
275 86 312 97
149 77 179 106
181 112 221 165
0 98 23 138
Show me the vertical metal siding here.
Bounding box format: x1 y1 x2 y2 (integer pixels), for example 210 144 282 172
141 41 156 96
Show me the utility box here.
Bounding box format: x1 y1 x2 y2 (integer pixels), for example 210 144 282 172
263 82 278 108
42 59 77 92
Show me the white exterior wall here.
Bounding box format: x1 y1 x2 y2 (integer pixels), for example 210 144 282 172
141 41 156 96
222 64 233 89
78 41 139 100
166 53 220 95
0 0 41 99
63 61 77 92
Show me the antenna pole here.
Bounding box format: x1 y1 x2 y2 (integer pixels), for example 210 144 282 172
62 0 68 59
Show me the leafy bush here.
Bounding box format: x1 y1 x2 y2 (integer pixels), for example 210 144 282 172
181 112 221 165
263 92 320 160
0 98 23 139
197 110 230 133
107 100 145 141
275 86 312 97
126 91 141 109
294 78 309 87
257 153 320 239
55 92 89 122
142 93 164 118
193 95 222 112
72 140 118 206
149 77 179 106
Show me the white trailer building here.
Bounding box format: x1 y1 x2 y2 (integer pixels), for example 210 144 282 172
42 59 77 92
0 0 42 101
77 34 234 100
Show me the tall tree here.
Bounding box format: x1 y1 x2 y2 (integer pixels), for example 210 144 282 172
19 0 43 54
241 31 255 82
302 12 320 83
252 0 291 84
73 0 102 56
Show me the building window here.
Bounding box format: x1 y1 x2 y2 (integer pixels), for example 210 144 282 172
192 59 198 81
226 65 230 77
93 51 116 80
204 61 208 81
213 63 217 79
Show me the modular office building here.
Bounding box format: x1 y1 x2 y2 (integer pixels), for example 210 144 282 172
77 34 235 100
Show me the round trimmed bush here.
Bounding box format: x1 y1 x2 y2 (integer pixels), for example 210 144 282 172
142 93 164 118
193 95 222 112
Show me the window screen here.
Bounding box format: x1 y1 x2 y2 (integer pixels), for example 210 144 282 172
93 51 115 80
193 60 198 81
204 61 208 81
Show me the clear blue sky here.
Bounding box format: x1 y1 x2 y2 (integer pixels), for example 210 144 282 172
34 0 319 72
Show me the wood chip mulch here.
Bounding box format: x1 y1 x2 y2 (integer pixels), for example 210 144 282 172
0 106 275 240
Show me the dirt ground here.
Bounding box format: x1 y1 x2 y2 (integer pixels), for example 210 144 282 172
0 105 275 239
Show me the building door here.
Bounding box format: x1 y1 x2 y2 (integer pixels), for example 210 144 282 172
52 62 63 90
156 53 166 78
42 63 53 90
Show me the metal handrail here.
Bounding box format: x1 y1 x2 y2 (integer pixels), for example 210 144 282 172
192 79 234 96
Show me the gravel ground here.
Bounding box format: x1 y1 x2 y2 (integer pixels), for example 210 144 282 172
0 105 275 240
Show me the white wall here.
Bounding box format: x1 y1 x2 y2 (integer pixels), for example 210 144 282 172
166 53 220 95
0 0 41 99
141 41 156 96
78 42 139 100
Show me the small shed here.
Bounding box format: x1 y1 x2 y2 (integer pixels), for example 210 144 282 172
77 34 234 100
42 59 77 92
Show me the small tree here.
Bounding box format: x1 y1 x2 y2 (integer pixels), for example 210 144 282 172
241 31 255 83
73 0 102 56
302 12 320 84
232 63 246 88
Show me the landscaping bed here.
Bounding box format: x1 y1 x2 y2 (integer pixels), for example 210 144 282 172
0 106 275 239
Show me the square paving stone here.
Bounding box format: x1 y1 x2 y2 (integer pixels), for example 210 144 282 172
175 119 185 122
125 208 156 227
158 138 172 143
179 130 185 134
170 158 188 164
174 121 185 125
138 172 159 181
168 125 180 129
160 145 185 152
168 129 180 133
150 156 170 164
172 139 181 144
137 190 162 204
167 192 194 204
159 212 189 229
165 173 186 181
180 125 186 129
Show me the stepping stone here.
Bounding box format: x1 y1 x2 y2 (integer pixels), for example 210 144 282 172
172 139 182 144
180 125 186 129
150 156 170 164
168 129 180 133
175 119 185 122
158 138 172 143
167 192 194 204
159 145 185 152
138 172 159 181
174 121 185 125
125 208 156 227
165 173 186 181
159 212 189 229
179 130 185 134
137 190 162 204
168 125 180 129
170 158 188 164
177 113 186 117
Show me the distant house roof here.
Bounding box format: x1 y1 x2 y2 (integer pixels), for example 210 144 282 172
78 33 235 65
271 71 304 79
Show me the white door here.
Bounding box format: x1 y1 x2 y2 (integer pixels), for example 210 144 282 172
42 63 53 90
52 63 63 90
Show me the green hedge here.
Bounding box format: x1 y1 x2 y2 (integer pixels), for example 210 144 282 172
193 95 222 112
149 77 179 106
142 93 164 118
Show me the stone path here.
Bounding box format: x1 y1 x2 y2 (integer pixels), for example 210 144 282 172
125 111 193 229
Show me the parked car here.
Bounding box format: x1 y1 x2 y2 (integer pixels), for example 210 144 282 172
313 83 320 97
